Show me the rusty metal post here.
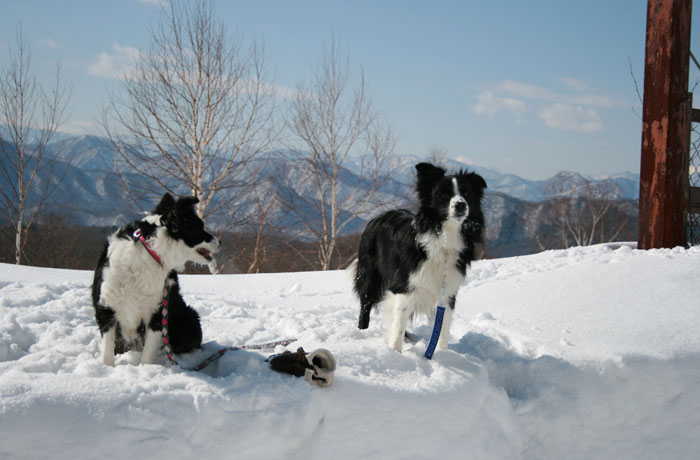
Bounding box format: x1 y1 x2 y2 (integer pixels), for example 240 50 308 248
638 0 692 249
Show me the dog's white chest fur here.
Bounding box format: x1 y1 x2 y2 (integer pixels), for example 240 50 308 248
100 235 167 343
410 219 465 311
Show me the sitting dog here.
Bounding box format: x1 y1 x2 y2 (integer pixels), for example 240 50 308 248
353 162 486 352
91 193 220 366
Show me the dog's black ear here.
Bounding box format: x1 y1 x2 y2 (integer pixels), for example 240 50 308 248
458 170 487 198
176 196 200 210
154 193 176 215
467 171 487 201
415 163 446 206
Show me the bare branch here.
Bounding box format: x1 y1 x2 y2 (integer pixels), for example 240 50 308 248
282 36 397 270
535 173 635 250
0 25 72 264
99 0 277 227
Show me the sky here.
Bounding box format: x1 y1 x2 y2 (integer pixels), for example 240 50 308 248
1 0 700 180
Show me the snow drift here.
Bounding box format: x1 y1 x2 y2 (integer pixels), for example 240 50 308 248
1 243 699 459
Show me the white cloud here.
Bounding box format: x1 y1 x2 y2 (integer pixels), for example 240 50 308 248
474 78 613 132
473 91 526 119
88 43 141 79
560 77 590 93
273 84 301 100
498 79 613 108
497 80 553 102
241 78 300 100
539 103 603 133
39 38 62 50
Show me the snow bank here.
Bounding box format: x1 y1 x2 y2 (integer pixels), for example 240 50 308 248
1 244 699 459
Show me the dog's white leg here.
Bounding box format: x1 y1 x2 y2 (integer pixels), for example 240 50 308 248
437 306 453 350
101 325 116 366
141 328 162 365
387 295 410 352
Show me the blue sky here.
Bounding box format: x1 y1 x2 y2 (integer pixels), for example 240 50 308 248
2 0 700 180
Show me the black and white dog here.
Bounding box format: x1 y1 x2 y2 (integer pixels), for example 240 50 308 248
354 163 486 352
91 193 220 366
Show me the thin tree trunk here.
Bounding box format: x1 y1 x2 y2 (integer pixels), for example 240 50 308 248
15 209 22 264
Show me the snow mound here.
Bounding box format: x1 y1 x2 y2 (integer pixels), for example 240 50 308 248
1 244 699 459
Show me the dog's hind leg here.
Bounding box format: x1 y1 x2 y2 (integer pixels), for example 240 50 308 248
101 325 116 366
358 302 373 329
141 327 163 365
355 265 383 330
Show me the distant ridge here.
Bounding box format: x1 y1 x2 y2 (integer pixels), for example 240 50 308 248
0 129 640 257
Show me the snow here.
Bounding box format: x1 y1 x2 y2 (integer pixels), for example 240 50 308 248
1 243 700 459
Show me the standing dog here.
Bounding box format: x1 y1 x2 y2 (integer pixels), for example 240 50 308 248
354 163 486 352
91 193 220 366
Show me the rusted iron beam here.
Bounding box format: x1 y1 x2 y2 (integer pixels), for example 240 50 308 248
691 186 700 213
693 107 700 123
638 0 692 249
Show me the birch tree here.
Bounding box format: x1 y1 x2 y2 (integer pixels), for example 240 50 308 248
101 0 276 222
284 38 397 270
0 28 71 264
536 173 629 249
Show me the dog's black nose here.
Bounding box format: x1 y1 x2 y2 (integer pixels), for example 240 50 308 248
455 201 467 213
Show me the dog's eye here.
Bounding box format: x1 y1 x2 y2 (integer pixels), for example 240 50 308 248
435 188 449 197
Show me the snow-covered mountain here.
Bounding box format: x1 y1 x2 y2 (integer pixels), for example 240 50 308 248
0 133 640 256
383 154 638 203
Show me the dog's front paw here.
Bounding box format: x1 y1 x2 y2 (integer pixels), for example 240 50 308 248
100 329 116 366
140 329 162 365
102 354 115 367
388 337 404 353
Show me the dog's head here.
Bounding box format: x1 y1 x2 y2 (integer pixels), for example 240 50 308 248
151 193 220 265
415 162 487 223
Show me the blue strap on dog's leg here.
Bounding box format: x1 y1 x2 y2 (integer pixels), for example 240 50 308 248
424 305 445 359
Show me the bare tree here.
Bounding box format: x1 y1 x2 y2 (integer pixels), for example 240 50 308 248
427 144 449 167
219 172 285 274
536 173 630 249
284 38 397 270
100 0 276 223
0 27 71 264
243 193 272 273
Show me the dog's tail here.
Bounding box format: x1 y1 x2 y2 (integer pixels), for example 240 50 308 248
346 258 358 282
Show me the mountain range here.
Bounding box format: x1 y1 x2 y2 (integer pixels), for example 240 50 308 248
1 132 640 258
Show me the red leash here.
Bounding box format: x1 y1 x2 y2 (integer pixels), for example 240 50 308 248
133 228 162 265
